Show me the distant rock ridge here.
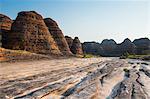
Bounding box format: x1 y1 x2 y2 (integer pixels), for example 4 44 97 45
44 18 72 55
133 38 150 54
82 42 104 55
116 38 136 55
101 39 117 45
83 38 150 56
3 11 61 55
100 39 117 56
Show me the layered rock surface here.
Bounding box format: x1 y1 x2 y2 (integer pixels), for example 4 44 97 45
109 60 150 99
0 14 13 47
4 11 61 55
71 37 83 55
1 58 149 99
44 18 72 55
65 36 73 49
0 14 13 31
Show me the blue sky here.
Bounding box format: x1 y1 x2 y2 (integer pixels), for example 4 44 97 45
0 0 149 43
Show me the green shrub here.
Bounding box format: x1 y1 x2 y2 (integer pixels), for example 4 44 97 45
82 54 94 58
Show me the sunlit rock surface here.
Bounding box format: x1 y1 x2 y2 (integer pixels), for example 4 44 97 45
71 37 83 55
44 18 72 55
0 14 13 47
3 11 61 55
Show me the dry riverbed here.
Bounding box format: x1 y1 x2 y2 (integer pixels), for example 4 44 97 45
0 57 149 99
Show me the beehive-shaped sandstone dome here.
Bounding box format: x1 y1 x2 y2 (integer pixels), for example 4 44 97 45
5 11 61 55
44 18 72 55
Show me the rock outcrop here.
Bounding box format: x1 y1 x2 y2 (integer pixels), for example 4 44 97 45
71 37 83 55
83 38 139 56
0 14 13 47
0 14 13 31
82 42 104 55
133 38 150 54
0 34 1 47
65 36 73 49
100 39 117 56
4 11 61 55
116 38 136 55
44 18 72 55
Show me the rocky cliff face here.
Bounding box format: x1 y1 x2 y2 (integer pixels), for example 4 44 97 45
0 14 13 47
116 38 136 55
65 36 73 49
4 11 61 55
82 42 104 55
71 37 83 55
82 37 150 57
133 38 150 54
44 18 72 55
100 39 117 56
